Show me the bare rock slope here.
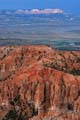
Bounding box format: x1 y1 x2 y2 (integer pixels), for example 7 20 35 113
0 45 80 120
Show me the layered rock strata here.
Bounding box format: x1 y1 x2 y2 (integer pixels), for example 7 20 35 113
0 45 80 120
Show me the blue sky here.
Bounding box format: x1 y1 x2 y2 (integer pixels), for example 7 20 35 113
0 0 80 14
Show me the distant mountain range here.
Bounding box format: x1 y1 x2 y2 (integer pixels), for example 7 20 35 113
0 9 80 24
0 9 64 14
0 9 80 50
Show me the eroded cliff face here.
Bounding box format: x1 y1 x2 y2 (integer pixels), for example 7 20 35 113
0 45 80 120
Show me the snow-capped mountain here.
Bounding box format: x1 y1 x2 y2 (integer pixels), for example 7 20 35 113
0 9 80 50
0 9 80 23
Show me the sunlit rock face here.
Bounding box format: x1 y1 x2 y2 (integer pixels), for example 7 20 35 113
0 45 80 120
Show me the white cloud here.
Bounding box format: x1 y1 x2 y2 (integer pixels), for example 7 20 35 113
15 9 64 14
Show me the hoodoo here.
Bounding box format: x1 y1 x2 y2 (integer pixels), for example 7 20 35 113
0 45 80 120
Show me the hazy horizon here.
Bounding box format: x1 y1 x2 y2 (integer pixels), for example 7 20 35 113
0 0 80 15
0 0 80 50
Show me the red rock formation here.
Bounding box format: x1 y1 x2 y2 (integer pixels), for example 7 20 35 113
0 45 80 120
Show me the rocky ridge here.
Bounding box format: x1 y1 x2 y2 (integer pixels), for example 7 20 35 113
0 45 80 120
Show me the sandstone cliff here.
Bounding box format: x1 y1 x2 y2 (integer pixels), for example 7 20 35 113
0 45 80 120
